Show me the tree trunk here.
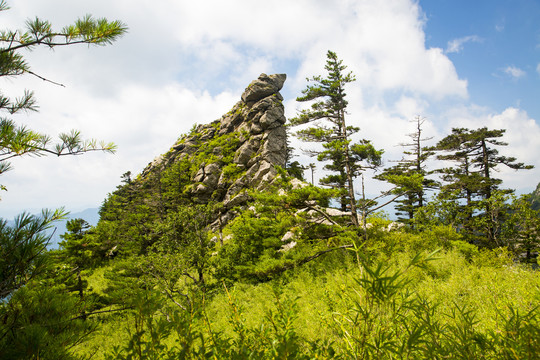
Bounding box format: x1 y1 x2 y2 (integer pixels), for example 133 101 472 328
77 269 86 321
341 112 359 227
334 85 359 227
481 139 496 243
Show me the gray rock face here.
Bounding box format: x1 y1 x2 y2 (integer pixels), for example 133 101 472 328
241 73 286 104
261 127 287 167
234 137 260 166
140 73 288 216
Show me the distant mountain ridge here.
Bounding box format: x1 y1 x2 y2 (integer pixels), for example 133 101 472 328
49 208 100 249
5 208 100 249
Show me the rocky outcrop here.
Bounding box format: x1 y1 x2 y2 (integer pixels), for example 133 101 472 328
140 73 288 214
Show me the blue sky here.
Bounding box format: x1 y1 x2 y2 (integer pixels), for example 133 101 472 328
1 0 539 218
421 0 540 119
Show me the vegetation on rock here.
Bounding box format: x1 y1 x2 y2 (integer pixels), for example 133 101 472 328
1 37 538 359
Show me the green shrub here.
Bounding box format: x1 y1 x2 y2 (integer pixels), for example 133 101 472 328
450 240 479 261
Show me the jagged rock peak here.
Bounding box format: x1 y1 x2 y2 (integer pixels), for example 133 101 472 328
139 73 288 214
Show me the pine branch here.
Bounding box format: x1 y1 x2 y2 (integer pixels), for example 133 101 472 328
26 70 65 87
305 205 344 228
69 306 133 321
293 244 354 268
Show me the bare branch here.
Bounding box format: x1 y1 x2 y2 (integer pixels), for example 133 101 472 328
305 205 344 228
26 70 65 87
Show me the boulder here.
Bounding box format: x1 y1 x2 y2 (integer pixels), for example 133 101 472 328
260 127 287 167
259 104 285 130
241 73 286 104
223 190 251 210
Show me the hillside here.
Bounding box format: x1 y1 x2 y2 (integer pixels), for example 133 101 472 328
94 73 292 258
2 73 539 359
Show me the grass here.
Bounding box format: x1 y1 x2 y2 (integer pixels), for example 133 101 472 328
73 241 539 359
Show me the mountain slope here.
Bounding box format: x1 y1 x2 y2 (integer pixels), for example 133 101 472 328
95 73 290 255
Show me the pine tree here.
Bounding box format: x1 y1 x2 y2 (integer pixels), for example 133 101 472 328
509 194 540 262
0 209 66 299
432 127 533 244
57 219 96 320
0 3 127 357
0 2 126 292
289 50 382 226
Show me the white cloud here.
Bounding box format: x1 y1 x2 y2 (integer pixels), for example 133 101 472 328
537 63 540 76
446 35 481 54
504 65 526 79
0 83 238 218
443 107 540 193
8 0 469 101
147 0 468 99
8 0 537 219
394 96 429 119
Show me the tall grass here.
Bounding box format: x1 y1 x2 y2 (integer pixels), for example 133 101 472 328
74 241 539 359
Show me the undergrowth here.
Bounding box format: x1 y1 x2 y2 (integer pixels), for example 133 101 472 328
73 243 539 359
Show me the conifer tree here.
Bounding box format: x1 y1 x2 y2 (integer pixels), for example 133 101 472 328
289 50 382 226
0 2 127 357
0 1 126 294
509 194 540 261
57 218 98 321
432 127 533 244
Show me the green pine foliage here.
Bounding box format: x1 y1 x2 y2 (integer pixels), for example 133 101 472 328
0 283 95 359
430 127 534 245
289 50 383 226
0 209 66 298
0 2 126 183
2 39 539 359
0 3 127 358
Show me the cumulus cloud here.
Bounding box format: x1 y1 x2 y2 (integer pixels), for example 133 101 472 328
503 65 526 79
394 96 429 119
0 82 238 217
8 0 538 219
17 0 468 98
446 35 481 54
301 1 467 99
443 106 540 192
